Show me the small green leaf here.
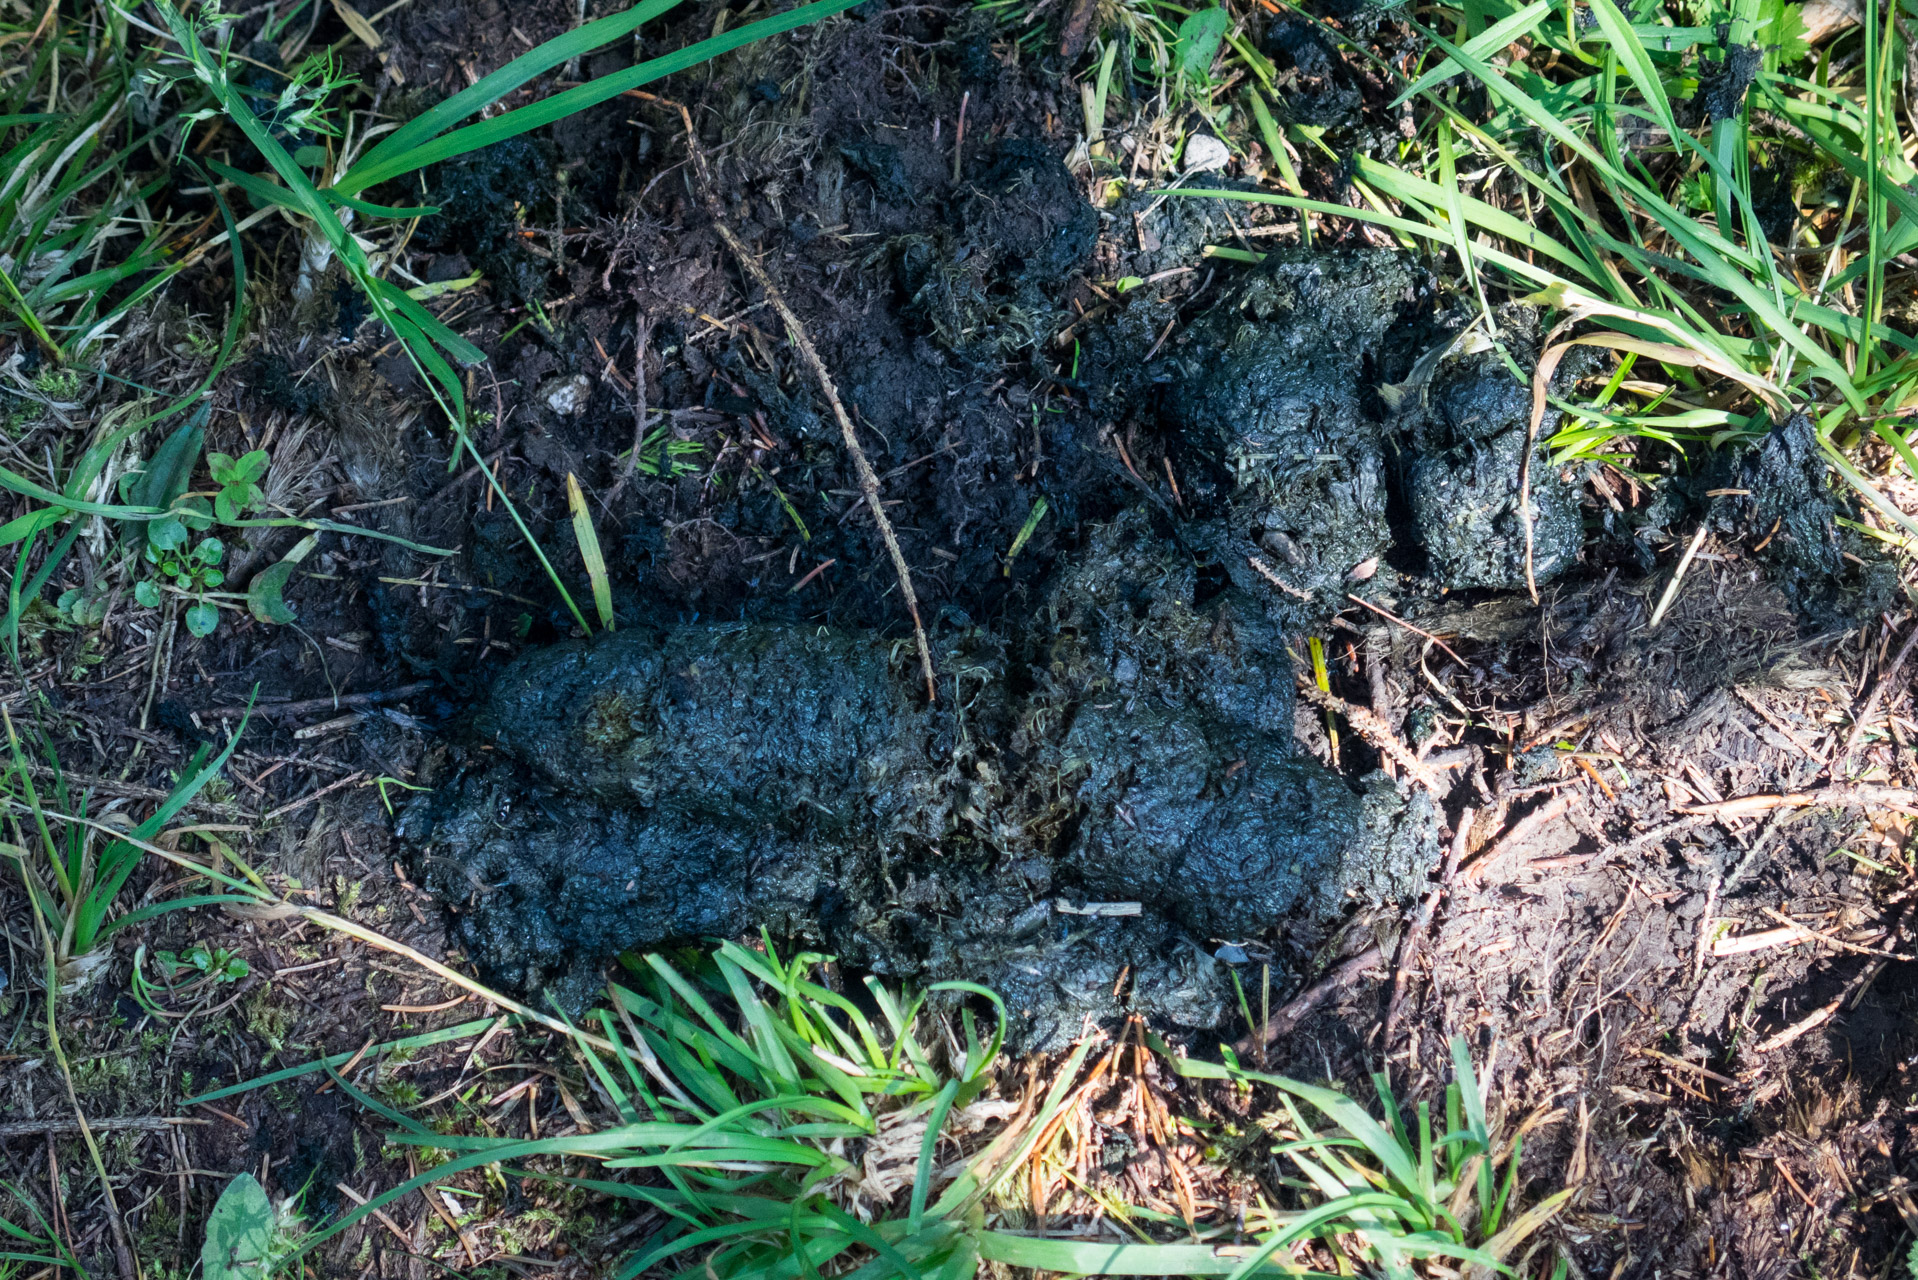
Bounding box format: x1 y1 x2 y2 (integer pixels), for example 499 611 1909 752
185 602 220 637
202 568 226 589
215 493 239 524
134 580 162 609
132 414 206 511
235 450 270 482
246 534 316 626
1174 7 1230 89
202 1173 275 1279
149 517 187 551
195 538 225 565
177 496 215 531
247 563 297 625
206 451 238 481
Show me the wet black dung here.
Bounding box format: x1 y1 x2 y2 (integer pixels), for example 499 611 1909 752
401 513 1435 1050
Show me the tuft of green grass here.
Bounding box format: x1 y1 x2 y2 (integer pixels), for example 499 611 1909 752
0 701 252 990
1164 0 1918 553
291 937 1568 1278
0 9 189 364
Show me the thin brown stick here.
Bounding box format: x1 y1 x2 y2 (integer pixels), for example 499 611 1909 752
1842 620 1918 765
1758 906 1913 960
1345 593 1469 667
1383 806 1475 1054
1296 684 1445 793
664 98 937 701
1235 945 1386 1053
1751 992 1846 1053
1682 785 1918 818
0 1116 208 1139
1247 554 1312 600
198 681 436 722
1458 793 1573 885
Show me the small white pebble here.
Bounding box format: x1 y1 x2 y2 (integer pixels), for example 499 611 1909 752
542 374 593 416
1184 133 1231 173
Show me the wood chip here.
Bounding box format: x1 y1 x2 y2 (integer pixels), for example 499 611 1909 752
1712 924 1815 957
1683 786 1918 819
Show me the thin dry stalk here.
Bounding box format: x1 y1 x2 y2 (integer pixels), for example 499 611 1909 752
662 96 937 702
1647 524 1710 630
1459 793 1573 885
1297 683 1444 793
1235 944 1386 1053
1684 785 1918 818
1841 619 1918 767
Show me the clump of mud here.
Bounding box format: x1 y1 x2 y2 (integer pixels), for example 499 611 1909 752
1707 412 1903 620
419 136 555 304
401 513 1434 1048
1149 250 1586 602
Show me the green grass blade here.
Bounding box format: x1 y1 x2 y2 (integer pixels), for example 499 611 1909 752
336 0 865 194
1392 0 1552 104
346 0 687 182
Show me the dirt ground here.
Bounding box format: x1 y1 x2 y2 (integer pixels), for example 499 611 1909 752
2 0 1917 1276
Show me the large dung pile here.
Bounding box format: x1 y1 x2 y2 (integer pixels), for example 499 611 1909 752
400 243 1620 1048
401 513 1435 1048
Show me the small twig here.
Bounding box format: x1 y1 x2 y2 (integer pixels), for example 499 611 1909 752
665 98 937 702
1758 906 1912 960
788 558 836 594
1246 554 1312 600
0 1116 208 1139
1647 524 1710 630
1841 620 1918 766
1599 813 1710 861
1682 785 1918 819
1459 793 1573 885
1634 1047 1737 1088
199 681 437 722
1750 992 1846 1053
261 770 367 823
1383 806 1474 1055
953 89 969 184
1345 594 1470 667
1235 946 1385 1053
1296 684 1445 793
334 1183 413 1249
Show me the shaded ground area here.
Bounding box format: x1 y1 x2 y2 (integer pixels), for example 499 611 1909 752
0 0 1915 1276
